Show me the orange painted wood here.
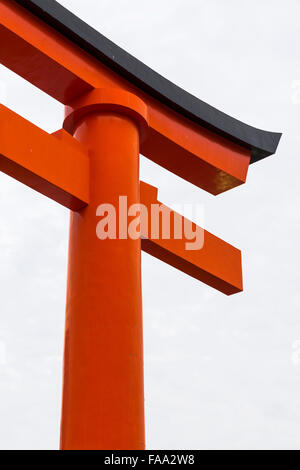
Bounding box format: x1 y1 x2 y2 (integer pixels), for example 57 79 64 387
0 102 241 295
141 181 243 295
60 111 145 450
0 104 89 210
0 0 251 195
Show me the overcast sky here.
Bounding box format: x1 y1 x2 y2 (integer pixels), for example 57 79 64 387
0 0 300 450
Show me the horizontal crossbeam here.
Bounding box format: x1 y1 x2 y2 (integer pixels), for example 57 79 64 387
0 104 242 294
140 182 242 295
0 104 89 210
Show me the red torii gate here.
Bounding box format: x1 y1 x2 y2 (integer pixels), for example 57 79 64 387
0 0 281 450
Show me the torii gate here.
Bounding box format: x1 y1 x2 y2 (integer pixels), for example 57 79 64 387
0 0 281 450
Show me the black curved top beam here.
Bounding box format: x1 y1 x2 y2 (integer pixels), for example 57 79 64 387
14 0 281 163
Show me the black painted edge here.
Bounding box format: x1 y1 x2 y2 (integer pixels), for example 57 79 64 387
13 0 282 163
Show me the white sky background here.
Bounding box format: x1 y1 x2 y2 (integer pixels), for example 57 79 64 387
0 0 299 450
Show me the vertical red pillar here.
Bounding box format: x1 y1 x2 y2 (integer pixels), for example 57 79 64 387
60 90 148 450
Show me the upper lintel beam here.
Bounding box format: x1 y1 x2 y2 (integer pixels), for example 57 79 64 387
13 0 282 164
0 103 242 294
0 0 276 195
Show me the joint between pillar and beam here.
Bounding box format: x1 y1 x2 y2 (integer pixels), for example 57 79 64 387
63 88 149 141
